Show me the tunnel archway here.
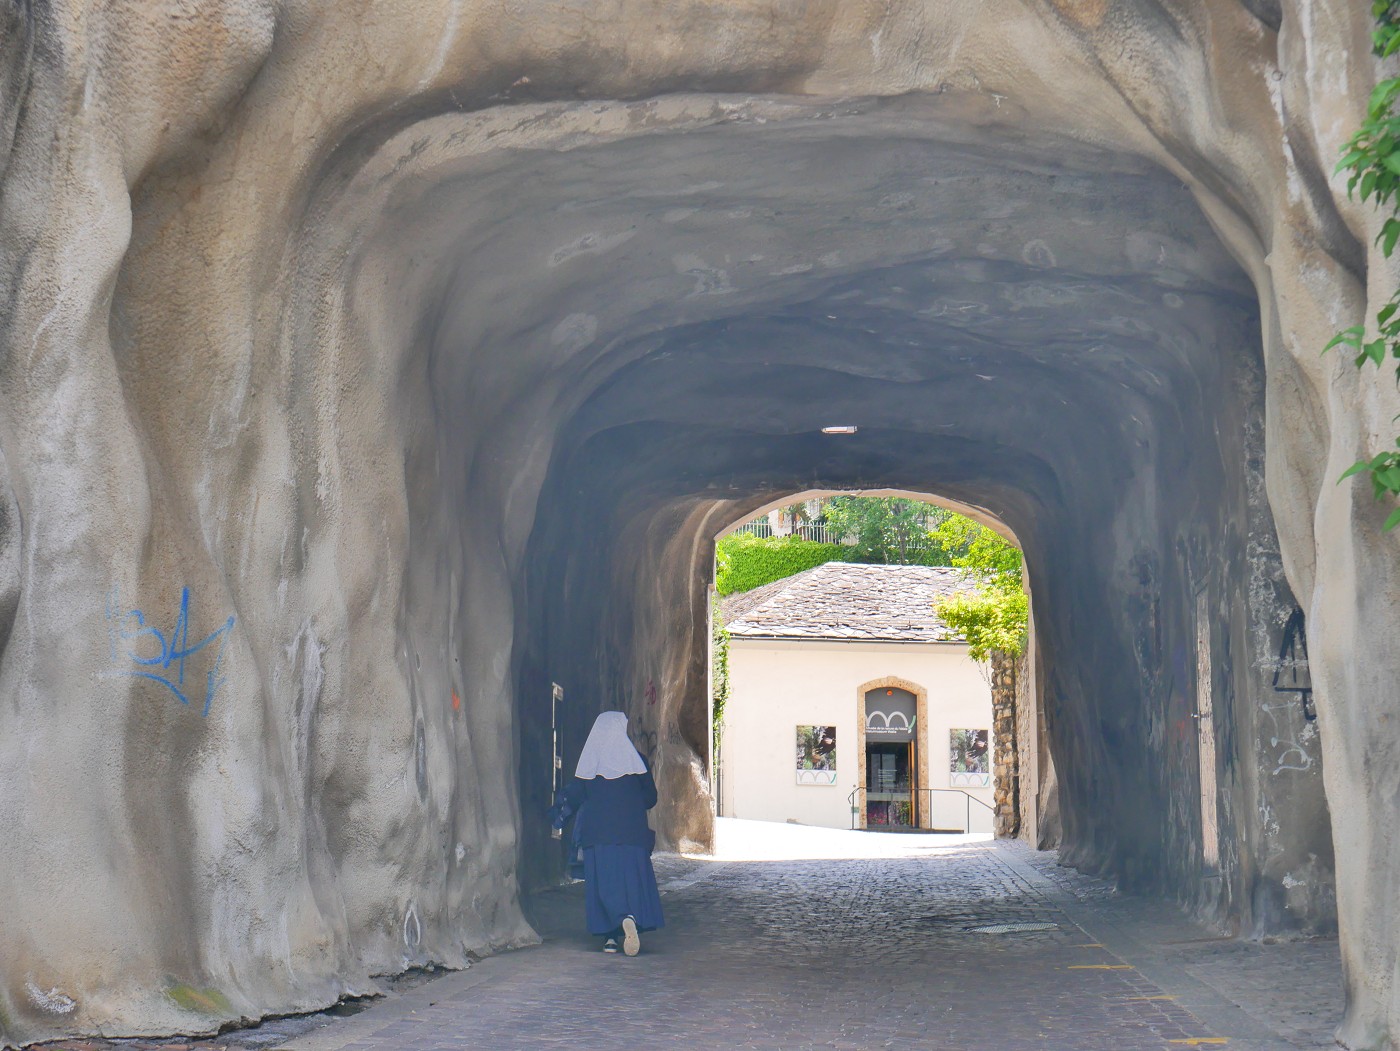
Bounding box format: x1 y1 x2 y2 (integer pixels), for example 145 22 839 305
507 178 1327 920
3 4 1389 1046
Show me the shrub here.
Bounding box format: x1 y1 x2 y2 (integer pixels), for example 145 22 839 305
715 534 849 595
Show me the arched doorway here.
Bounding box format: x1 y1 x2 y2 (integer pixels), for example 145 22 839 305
861 682 922 829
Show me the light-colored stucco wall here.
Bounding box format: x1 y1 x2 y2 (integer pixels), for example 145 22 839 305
720 638 995 831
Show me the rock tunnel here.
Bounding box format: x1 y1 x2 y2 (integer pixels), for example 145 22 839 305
3 1 1399 1048
512 108 1326 898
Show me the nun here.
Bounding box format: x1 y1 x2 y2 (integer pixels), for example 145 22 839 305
560 711 665 955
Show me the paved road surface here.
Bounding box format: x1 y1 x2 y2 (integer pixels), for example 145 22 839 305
41 820 1343 1051
276 820 1342 1050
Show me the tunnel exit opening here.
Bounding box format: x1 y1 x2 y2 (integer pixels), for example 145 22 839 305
709 491 1036 845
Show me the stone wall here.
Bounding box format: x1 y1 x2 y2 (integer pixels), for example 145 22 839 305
0 2 1392 1047
991 651 1021 840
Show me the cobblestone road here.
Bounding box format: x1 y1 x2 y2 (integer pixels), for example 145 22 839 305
42 825 1342 1051
270 829 1340 1051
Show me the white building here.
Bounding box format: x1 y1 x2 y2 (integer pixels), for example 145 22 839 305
718 562 996 833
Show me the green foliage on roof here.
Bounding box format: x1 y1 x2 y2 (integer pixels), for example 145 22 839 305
929 516 1028 661
932 579 1029 662
714 503 1029 661
714 534 849 596
716 499 1025 598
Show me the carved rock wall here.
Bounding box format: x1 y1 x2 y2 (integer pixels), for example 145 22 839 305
0 2 1390 1046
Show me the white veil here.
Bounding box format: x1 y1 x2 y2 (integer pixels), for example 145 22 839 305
575 710 647 779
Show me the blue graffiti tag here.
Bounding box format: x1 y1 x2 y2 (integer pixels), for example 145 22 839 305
105 586 236 716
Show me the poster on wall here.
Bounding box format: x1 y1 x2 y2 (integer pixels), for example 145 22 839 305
796 725 838 785
950 728 991 788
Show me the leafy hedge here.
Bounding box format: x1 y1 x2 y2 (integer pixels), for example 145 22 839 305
715 535 850 595
711 607 729 754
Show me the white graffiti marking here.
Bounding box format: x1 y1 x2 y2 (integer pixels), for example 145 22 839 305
1261 700 1316 775
25 979 76 1015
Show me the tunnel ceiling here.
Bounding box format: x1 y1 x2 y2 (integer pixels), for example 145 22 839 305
558 259 1257 519
406 97 1253 441
384 96 1258 548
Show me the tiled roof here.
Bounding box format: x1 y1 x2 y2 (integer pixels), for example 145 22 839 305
719 562 978 643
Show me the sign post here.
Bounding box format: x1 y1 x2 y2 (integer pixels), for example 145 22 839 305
551 682 564 839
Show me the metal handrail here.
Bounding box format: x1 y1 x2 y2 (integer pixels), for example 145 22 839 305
847 785 994 834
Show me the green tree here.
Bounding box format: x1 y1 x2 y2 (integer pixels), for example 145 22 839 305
934 581 1029 662
822 496 953 565
929 514 1023 577
929 517 1029 661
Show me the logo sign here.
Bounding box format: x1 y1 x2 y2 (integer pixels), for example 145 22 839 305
865 710 914 738
864 687 917 742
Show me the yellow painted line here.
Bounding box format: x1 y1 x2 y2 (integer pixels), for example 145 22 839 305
1067 964 1134 970
1074 943 1105 948
1167 1040 1228 1046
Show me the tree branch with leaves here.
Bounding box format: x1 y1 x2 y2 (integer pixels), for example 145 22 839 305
1327 2 1400 529
928 517 1029 662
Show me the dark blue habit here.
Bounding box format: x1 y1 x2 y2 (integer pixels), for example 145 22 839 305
562 766 665 936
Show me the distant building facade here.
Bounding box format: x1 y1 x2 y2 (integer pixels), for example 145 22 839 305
718 562 995 833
